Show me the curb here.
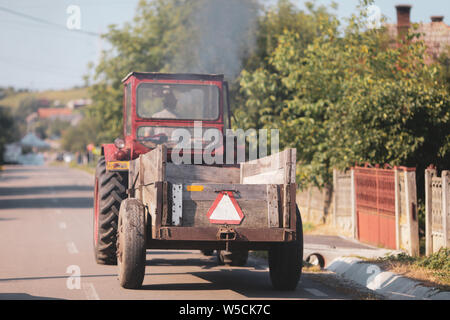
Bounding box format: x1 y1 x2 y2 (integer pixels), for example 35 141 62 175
326 257 450 300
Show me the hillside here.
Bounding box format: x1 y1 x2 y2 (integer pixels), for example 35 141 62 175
0 87 90 108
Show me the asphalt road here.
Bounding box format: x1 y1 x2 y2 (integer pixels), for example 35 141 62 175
0 164 363 300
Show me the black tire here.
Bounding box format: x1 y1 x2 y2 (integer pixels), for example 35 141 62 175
217 250 249 266
117 198 147 289
268 206 303 291
93 156 128 265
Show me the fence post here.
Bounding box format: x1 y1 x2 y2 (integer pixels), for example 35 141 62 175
442 171 449 249
351 168 358 239
404 169 419 256
394 168 400 250
333 169 337 227
425 169 435 256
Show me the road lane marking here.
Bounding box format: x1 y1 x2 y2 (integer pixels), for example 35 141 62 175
82 283 100 300
304 288 328 297
66 242 79 254
59 222 67 229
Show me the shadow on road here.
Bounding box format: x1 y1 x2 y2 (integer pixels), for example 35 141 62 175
140 268 328 299
0 186 93 196
0 293 63 300
0 197 93 209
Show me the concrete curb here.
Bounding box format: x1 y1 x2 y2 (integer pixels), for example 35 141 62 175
326 257 450 300
304 243 397 268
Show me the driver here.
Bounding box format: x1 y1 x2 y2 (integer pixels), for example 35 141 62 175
152 87 178 119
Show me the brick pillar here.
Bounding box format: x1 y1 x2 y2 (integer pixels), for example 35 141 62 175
396 5 412 39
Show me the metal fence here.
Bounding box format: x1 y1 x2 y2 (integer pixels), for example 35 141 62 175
297 165 419 255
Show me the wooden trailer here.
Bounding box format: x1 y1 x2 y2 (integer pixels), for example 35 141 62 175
117 145 303 290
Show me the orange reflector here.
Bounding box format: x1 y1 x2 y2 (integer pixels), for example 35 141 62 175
186 185 204 192
106 161 129 171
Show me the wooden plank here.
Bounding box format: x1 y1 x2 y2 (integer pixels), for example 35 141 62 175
283 184 291 228
241 168 285 184
156 227 287 242
240 148 296 185
141 145 167 185
161 181 170 227
182 199 268 228
289 183 296 230
267 184 280 228
182 184 267 201
166 163 240 184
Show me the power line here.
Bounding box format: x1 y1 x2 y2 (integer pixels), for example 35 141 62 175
0 5 100 37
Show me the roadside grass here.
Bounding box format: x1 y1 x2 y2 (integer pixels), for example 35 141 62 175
302 222 316 233
363 248 450 290
49 160 96 175
68 161 96 175
301 221 352 237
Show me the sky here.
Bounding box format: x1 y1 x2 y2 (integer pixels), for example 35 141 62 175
0 0 449 91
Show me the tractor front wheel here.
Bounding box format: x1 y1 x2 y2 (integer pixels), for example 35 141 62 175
93 156 128 265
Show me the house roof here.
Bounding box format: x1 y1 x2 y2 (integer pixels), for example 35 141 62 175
386 20 450 61
37 108 72 119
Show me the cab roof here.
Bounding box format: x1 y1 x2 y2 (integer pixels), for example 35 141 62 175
121 72 224 83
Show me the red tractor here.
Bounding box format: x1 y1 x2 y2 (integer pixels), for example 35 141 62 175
93 72 303 290
93 72 230 263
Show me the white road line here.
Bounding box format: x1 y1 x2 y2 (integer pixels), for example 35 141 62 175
66 241 79 254
59 222 67 229
304 288 328 297
82 283 100 300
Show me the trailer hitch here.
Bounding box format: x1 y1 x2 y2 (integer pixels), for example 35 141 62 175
217 226 237 252
217 226 237 241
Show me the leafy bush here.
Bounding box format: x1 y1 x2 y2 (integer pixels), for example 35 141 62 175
417 248 450 271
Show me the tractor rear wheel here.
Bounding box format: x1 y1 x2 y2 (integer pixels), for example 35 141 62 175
268 206 303 290
117 198 147 289
93 156 128 265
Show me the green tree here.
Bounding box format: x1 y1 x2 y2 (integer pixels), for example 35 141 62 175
0 106 20 163
233 0 335 130
60 116 100 153
240 0 450 190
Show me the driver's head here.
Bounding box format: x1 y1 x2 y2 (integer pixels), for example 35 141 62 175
162 88 177 110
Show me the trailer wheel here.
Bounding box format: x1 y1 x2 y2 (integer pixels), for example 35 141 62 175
117 198 146 289
93 156 128 265
217 250 249 266
268 206 303 291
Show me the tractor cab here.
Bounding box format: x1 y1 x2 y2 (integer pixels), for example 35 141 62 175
102 72 231 171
